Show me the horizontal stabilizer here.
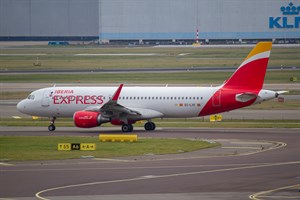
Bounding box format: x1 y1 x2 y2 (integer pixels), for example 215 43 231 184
236 93 258 102
275 91 289 97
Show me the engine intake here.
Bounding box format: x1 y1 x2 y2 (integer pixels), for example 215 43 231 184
73 111 110 128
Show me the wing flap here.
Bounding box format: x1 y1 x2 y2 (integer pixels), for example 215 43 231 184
127 107 164 119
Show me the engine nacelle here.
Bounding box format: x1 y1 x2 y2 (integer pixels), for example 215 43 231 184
73 111 110 128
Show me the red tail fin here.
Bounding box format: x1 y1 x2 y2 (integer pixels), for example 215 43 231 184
199 42 273 117
223 42 272 90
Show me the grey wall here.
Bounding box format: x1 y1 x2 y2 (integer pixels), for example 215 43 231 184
99 0 300 40
0 0 99 37
1 0 299 40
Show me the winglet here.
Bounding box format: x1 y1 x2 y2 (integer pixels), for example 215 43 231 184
112 84 124 101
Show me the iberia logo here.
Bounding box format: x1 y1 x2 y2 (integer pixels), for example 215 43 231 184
269 2 300 29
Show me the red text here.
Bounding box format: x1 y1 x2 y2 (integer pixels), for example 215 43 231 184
53 95 104 105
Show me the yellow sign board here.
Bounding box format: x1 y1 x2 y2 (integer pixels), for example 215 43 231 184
210 115 222 122
57 143 96 151
80 143 96 150
57 143 71 151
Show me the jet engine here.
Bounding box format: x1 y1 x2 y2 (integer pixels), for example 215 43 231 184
73 111 110 128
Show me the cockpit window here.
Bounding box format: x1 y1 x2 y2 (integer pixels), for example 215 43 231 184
27 95 35 100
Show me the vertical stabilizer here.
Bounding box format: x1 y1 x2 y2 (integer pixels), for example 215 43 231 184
223 42 272 90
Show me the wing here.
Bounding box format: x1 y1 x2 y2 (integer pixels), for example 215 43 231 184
98 84 163 122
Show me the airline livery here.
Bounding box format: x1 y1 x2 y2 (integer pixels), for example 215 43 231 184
17 42 286 132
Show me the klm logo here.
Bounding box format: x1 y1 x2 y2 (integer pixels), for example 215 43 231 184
269 2 300 29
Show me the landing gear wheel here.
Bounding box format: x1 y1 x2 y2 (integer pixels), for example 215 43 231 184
48 117 56 131
144 122 156 131
129 124 133 132
122 124 133 133
48 124 56 131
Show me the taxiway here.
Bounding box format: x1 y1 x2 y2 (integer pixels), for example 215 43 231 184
0 127 299 200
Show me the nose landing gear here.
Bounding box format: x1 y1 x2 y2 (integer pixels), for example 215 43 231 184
48 117 56 131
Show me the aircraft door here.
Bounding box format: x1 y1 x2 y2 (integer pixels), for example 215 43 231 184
41 90 53 107
212 90 221 107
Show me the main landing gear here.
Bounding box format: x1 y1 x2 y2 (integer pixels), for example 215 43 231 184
121 121 156 133
121 124 133 133
144 121 156 131
48 117 56 131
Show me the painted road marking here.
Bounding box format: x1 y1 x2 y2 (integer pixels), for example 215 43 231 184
0 162 13 166
36 161 300 200
249 184 299 200
230 141 272 145
74 53 161 56
222 146 262 150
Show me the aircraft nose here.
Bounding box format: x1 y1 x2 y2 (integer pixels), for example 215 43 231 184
17 100 26 114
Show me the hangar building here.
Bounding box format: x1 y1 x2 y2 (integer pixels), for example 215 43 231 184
0 0 299 43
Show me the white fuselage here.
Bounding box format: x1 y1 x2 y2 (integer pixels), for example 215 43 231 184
17 86 217 118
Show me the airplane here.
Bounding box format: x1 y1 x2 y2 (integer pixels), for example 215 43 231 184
17 42 286 132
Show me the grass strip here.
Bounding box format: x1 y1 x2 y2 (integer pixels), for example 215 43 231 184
1 47 299 71
0 70 298 84
0 136 218 161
